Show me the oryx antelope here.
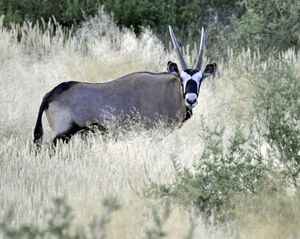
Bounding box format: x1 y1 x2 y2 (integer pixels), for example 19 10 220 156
33 26 216 145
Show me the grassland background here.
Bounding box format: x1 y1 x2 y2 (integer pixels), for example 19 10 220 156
0 3 300 239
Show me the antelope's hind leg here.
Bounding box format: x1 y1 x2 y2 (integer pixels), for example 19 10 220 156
52 123 108 145
45 101 78 146
52 122 84 146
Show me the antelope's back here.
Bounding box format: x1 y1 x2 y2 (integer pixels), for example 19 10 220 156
107 72 186 124
58 72 186 127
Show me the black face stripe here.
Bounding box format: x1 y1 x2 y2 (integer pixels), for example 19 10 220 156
185 80 198 95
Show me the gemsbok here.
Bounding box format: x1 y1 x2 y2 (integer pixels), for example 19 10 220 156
33 26 216 145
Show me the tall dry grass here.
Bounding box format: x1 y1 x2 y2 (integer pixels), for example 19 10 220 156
0 11 300 238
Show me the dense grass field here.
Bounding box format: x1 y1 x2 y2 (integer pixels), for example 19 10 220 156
0 12 300 238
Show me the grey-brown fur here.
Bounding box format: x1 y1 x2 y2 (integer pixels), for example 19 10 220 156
33 81 79 144
33 72 186 145
34 25 217 146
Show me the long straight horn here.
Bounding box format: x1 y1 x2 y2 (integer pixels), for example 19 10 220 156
169 25 188 70
194 27 206 71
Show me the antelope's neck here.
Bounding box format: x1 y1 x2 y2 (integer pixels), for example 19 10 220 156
177 77 192 123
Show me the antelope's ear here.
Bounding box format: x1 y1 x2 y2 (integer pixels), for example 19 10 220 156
203 63 217 78
167 61 179 76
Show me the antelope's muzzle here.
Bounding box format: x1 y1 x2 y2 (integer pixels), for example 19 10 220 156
185 80 198 108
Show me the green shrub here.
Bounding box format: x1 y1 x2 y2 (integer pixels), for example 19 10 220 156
1 0 299 55
100 0 239 58
0 0 238 58
0 198 186 239
149 55 300 223
254 60 300 188
0 0 100 28
0 197 120 239
150 126 270 223
228 0 300 53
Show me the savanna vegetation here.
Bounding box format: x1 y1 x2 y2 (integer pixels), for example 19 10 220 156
1 0 299 54
0 1 299 238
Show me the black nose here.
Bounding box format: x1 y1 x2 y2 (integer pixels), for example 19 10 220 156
186 98 196 105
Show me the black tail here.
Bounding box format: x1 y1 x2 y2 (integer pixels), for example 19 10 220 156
33 99 48 146
33 81 79 147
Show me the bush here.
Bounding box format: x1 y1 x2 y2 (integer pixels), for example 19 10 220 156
228 0 300 53
0 198 185 239
254 60 300 187
0 0 101 28
0 197 121 239
150 126 271 223
0 0 238 58
100 0 240 59
1 0 299 56
148 55 300 223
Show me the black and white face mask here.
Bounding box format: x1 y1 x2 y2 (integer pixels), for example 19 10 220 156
168 26 217 109
180 70 203 108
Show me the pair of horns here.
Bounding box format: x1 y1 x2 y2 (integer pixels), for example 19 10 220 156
169 25 206 71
